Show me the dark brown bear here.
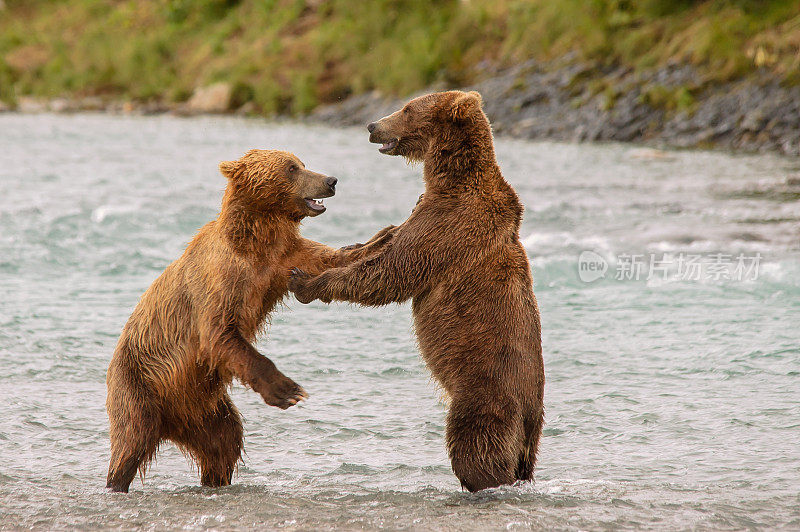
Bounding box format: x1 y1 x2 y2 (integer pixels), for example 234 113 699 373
106 149 392 493
289 91 545 492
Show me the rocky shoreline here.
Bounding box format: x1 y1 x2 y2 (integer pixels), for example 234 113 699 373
312 60 800 157
4 60 799 156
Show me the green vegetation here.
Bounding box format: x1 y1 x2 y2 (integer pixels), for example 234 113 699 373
1 0 798 114
640 84 698 112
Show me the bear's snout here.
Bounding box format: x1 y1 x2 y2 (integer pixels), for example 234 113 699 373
367 122 377 133
325 176 338 191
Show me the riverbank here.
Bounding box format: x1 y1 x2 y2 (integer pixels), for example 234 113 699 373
311 59 800 156
3 0 800 155
6 58 800 156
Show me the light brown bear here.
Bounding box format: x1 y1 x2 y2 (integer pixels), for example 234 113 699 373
106 149 392 492
289 91 545 492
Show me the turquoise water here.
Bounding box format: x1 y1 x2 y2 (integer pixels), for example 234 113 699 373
1 113 799 530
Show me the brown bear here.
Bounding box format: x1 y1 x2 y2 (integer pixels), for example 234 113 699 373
289 91 545 492
106 149 393 493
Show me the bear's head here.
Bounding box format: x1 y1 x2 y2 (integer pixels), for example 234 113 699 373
367 91 486 161
219 149 337 218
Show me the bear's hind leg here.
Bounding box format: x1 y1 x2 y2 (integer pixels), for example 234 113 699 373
446 395 523 492
199 395 243 488
172 394 243 488
106 377 162 493
514 408 544 482
107 443 158 493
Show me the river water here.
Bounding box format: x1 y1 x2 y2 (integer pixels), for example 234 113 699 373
0 114 798 530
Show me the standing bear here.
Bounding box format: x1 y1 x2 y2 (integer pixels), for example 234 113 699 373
289 91 545 492
106 149 392 492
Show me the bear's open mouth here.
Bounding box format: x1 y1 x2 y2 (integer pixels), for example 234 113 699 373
379 138 399 153
304 198 326 212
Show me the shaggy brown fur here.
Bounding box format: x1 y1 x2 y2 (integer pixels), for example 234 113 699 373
106 149 392 493
289 91 545 492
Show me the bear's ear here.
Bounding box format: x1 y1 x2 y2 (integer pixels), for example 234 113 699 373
219 159 243 179
450 91 482 122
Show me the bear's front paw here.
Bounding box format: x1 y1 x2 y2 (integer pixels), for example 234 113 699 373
256 374 309 410
288 268 316 304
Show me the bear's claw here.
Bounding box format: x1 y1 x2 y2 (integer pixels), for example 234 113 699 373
288 268 316 304
257 374 309 409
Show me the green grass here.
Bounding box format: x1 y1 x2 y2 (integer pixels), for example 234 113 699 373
1 0 798 114
639 84 698 113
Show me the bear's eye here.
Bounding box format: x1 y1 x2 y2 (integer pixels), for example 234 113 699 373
402 107 409 115
288 165 297 173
